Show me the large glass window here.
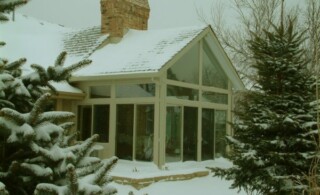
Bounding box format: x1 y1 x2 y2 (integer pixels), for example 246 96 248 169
202 91 228 104
167 85 198 101
202 109 215 160
93 105 110 142
116 104 154 161
202 43 228 89
135 105 154 161
215 110 227 157
167 43 199 84
116 105 134 160
90 85 111 98
78 105 110 142
183 107 198 161
116 84 155 98
166 107 182 162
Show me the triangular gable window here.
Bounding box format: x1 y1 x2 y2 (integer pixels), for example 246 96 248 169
167 43 200 84
202 42 228 89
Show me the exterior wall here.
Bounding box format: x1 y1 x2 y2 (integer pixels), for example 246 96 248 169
71 36 238 168
73 78 158 162
100 0 150 37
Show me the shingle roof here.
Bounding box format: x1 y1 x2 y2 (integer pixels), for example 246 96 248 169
63 26 108 58
2 13 207 77
74 25 207 76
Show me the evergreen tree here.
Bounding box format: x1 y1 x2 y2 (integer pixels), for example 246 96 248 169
0 2 118 194
0 93 118 194
210 18 319 194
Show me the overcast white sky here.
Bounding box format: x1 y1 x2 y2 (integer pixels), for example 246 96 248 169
17 0 305 29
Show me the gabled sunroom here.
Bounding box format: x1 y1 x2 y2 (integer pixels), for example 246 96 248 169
70 26 244 167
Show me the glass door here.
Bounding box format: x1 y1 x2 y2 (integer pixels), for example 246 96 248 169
116 104 134 160
166 106 182 162
135 105 154 161
183 107 198 161
201 108 215 160
116 104 154 161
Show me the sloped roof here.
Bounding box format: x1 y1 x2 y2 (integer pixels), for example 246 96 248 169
74 25 207 76
0 14 86 94
63 26 108 58
1 14 244 90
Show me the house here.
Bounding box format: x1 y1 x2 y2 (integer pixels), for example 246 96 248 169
2 0 244 167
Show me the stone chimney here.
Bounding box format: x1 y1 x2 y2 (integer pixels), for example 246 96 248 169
100 0 150 38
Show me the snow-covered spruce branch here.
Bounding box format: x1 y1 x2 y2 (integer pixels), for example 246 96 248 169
0 181 8 195
71 134 99 163
37 111 75 125
0 107 26 125
54 51 67 67
4 58 26 73
67 164 78 194
28 93 51 125
47 52 92 82
93 156 118 185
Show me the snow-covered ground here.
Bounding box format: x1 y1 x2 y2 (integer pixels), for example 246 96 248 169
109 158 246 195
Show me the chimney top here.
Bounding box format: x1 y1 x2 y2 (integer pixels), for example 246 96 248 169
101 0 150 40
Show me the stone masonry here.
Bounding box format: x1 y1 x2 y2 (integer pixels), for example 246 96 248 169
100 0 150 38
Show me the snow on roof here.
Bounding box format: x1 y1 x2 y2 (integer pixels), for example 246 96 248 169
74 25 207 76
63 26 108 58
1 14 74 66
0 14 86 93
2 13 207 78
50 81 83 94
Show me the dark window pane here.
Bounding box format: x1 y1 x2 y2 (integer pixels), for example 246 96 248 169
116 105 134 160
167 85 198 101
202 91 228 104
183 107 198 161
166 107 182 162
135 105 154 161
90 86 111 98
78 106 92 141
202 43 228 89
167 43 199 84
215 110 227 157
93 105 110 142
202 109 215 160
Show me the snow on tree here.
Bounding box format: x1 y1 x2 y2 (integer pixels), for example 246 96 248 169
209 17 319 194
0 2 118 194
0 93 118 194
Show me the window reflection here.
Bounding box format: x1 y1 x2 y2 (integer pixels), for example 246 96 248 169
202 91 228 104
78 106 92 141
167 85 198 101
78 105 110 143
166 107 182 162
116 84 155 98
202 108 215 160
202 43 228 89
167 43 199 84
135 105 154 161
215 110 227 157
93 105 110 142
116 105 134 160
90 86 111 98
183 107 198 161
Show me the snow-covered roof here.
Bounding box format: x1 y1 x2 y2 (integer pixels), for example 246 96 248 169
74 26 207 76
1 13 244 90
1 14 76 66
63 26 108 58
1 13 207 76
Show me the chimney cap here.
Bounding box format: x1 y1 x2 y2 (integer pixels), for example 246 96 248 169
126 0 149 9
